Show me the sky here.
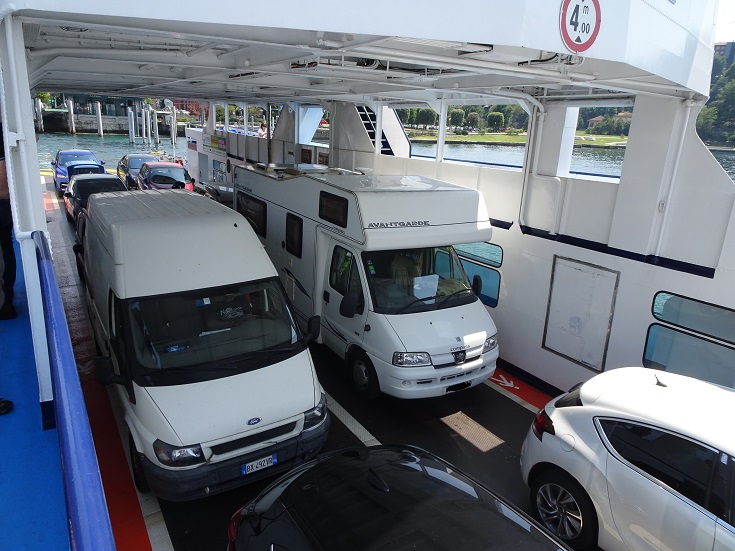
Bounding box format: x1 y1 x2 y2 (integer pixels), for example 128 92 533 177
716 0 735 42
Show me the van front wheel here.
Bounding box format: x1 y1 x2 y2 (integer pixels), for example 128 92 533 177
129 434 150 494
350 350 380 399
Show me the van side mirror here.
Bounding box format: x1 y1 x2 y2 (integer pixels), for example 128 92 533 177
94 356 135 403
472 274 483 296
304 315 320 344
339 292 359 318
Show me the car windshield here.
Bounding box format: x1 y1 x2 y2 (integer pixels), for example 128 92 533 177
60 152 97 164
129 156 156 170
150 166 190 184
125 278 302 385
78 180 127 207
363 246 476 314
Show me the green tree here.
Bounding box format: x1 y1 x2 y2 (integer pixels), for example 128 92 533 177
466 112 480 129
449 108 465 128
416 108 437 129
35 92 51 105
486 111 504 131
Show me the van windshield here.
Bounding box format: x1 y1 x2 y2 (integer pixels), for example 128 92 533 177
125 278 303 384
362 246 477 314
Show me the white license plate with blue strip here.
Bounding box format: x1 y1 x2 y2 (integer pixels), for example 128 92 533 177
241 454 278 475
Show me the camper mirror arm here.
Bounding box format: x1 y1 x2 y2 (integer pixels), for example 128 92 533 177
304 315 321 344
472 274 483 296
94 356 136 403
339 292 360 318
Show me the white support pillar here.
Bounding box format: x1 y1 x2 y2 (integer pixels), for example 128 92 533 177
436 101 448 163
66 98 75 134
152 106 160 144
146 106 153 145
34 97 44 133
224 102 229 132
293 103 300 164
143 108 150 145
373 102 384 162
95 101 103 137
0 14 53 416
127 107 135 143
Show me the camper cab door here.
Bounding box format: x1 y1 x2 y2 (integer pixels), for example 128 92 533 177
321 240 368 355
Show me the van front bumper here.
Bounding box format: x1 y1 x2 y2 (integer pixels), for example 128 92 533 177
140 415 330 501
374 348 498 399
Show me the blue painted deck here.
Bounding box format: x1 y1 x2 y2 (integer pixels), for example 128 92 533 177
0 235 70 549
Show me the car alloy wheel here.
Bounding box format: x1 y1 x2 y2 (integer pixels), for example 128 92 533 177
531 470 597 550
350 350 380 399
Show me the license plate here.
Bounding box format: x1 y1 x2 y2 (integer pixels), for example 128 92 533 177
241 454 278 476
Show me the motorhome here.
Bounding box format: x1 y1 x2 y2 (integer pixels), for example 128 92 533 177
233 164 499 399
82 190 329 500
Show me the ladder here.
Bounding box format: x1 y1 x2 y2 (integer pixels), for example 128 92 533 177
356 105 394 156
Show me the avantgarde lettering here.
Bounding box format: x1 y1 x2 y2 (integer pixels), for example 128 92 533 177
367 221 430 228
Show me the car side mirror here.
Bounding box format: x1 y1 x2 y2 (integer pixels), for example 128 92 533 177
64 191 71 198
51 160 57 166
472 274 483 295
304 315 321 344
100 160 106 165
95 356 135 403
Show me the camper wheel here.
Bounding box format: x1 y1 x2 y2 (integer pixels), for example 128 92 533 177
349 349 380 399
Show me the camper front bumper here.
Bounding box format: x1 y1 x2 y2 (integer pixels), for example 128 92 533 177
375 346 498 399
140 414 330 501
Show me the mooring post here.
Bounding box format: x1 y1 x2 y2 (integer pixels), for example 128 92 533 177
95 101 103 137
34 97 44 133
66 98 76 134
127 107 135 143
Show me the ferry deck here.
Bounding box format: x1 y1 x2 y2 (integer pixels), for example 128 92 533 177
1 0 732 549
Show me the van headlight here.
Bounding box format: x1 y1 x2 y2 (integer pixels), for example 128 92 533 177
393 352 432 367
153 439 205 467
303 392 328 431
483 334 498 353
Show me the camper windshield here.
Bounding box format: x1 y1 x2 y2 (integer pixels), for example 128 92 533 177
363 246 477 314
125 278 303 385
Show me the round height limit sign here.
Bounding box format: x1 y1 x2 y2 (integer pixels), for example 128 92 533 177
560 0 601 53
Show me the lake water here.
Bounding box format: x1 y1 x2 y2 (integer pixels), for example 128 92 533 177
35 133 735 181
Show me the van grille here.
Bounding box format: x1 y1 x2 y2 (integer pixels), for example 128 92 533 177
210 421 297 455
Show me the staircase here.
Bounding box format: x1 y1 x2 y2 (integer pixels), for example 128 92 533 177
356 105 394 155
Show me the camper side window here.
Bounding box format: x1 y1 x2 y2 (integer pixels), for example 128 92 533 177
285 214 303 258
236 191 267 237
329 247 353 296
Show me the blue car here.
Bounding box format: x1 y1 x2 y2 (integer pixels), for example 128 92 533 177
51 149 106 196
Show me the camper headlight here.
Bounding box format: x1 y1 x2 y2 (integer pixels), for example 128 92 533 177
483 334 498 353
393 352 431 367
153 439 205 467
303 392 328 431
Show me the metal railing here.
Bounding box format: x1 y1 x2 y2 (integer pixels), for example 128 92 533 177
33 231 116 551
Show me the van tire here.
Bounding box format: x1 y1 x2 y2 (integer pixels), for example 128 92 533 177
129 433 151 494
349 350 380 399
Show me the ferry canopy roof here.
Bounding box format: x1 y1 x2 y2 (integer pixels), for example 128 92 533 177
3 0 721 107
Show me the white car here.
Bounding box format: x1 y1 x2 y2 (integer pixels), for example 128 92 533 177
520 367 735 551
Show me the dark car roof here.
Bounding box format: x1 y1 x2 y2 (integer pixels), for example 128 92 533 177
252 446 567 550
142 161 186 169
124 154 158 161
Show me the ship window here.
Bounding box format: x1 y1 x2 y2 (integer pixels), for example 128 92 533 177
455 242 502 308
652 291 735 346
236 191 267 238
643 324 735 389
319 192 348 228
285 214 303 258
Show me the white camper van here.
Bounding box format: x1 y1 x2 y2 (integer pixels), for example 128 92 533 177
233 165 499 399
82 190 329 501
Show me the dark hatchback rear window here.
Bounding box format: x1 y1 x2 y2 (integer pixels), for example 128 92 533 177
282 449 561 550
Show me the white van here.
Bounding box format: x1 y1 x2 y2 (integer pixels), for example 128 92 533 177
83 190 329 501
233 165 499 399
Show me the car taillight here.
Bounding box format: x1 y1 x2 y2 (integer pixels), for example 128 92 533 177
531 409 555 441
227 505 245 546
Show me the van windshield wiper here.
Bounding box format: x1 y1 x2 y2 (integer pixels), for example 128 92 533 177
395 295 440 314
438 288 473 307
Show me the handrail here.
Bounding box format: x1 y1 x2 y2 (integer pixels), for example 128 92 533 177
33 231 116 551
